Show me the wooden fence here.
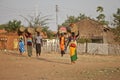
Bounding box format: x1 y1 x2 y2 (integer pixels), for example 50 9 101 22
41 41 120 55
0 36 120 56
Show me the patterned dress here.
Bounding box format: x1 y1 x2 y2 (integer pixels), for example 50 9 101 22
69 36 78 62
25 33 33 57
59 36 65 56
19 36 25 54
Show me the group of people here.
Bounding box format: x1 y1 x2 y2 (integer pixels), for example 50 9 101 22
59 31 79 64
18 28 79 64
18 32 43 57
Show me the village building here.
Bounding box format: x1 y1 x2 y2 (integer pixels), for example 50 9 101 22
0 28 48 51
76 18 116 44
0 29 18 50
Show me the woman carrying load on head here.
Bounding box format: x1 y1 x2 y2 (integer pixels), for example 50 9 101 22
59 33 66 57
66 31 79 64
35 32 43 57
25 32 33 57
18 33 25 55
66 23 80 64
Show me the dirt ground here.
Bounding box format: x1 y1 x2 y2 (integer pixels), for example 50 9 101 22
0 51 120 80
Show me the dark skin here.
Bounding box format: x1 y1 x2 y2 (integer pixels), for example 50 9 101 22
66 31 79 47
25 32 33 46
59 33 66 57
66 31 79 64
35 32 43 46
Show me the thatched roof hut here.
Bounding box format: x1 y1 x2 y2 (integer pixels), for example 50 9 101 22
76 18 115 44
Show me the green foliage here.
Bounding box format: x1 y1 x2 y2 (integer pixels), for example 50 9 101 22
96 6 104 13
96 14 105 21
0 24 7 29
77 13 87 20
20 13 50 27
47 30 55 39
113 8 120 27
42 26 54 39
112 27 120 42
112 8 120 42
62 16 77 27
96 6 108 25
61 13 87 27
5 20 21 32
20 13 52 39
99 20 109 25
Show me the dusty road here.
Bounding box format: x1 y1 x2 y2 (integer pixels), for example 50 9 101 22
0 51 120 80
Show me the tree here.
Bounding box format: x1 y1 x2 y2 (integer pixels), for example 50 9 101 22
20 13 50 27
5 20 21 32
0 24 7 29
77 13 87 20
112 8 120 42
62 16 77 27
113 8 120 27
62 13 87 27
96 6 104 12
96 14 105 21
42 26 54 39
96 6 108 25
20 13 53 39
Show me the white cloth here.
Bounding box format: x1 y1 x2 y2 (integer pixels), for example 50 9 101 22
35 36 42 44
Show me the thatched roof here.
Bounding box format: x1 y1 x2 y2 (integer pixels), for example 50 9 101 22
76 18 116 44
76 18 105 38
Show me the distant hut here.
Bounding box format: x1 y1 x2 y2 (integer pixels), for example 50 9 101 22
76 18 115 44
0 30 18 50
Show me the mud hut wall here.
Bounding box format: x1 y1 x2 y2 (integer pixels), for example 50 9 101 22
0 34 7 50
0 33 19 50
7 34 19 50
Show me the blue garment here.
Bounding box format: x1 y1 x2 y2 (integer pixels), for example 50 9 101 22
19 40 25 53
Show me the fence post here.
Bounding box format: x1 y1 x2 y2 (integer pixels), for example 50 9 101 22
85 40 88 53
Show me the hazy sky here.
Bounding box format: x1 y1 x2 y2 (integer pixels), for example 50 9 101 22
0 0 120 31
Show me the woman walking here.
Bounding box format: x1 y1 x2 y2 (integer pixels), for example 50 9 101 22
67 31 79 64
18 33 25 55
35 32 43 57
25 32 33 57
59 33 65 57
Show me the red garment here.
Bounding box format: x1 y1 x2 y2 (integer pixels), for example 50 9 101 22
25 34 32 46
60 36 65 50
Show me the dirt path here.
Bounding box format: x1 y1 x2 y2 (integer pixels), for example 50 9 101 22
0 51 120 80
